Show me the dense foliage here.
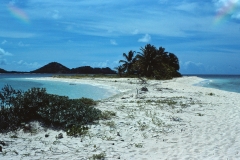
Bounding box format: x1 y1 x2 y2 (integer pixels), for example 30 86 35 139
117 44 181 79
0 85 101 133
71 66 116 74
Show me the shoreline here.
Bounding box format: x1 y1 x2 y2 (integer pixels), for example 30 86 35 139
1 76 240 159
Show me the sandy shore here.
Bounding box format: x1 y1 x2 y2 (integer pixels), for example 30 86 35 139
1 76 240 160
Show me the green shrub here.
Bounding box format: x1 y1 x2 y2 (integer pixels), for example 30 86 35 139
91 152 106 160
66 125 89 137
0 85 101 133
78 97 97 106
100 110 116 120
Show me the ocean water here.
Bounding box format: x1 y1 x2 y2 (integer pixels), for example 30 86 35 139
191 75 240 94
0 74 117 100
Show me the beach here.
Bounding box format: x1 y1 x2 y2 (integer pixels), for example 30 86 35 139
1 76 240 160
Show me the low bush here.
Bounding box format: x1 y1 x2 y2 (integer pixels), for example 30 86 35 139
0 85 102 133
66 125 89 137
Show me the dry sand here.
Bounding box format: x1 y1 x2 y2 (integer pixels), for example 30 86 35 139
1 76 240 160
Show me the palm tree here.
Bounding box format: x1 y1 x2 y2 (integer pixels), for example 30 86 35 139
119 50 136 75
114 65 124 77
157 47 169 63
168 53 180 71
135 44 158 77
117 44 181 79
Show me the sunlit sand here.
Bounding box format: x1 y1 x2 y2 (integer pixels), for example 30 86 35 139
1 76 240 159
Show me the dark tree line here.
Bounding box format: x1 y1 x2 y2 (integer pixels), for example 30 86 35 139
116 44 181 79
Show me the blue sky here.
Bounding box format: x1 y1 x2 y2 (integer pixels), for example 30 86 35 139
0 0 240 74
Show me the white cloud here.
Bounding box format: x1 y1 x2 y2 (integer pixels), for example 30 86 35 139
181 61 206 74
46 10 61 19
175 2 198 12
18 41 30 47
92 61 109 68
1 40 7 45
52 10 61 19
138 34 151 42
213 0 240 11
132 29 139 35
16 60 41 69
0 59 7 65
183 61 203 68
110 39 117 45
231 12 240 19
0 48 12 57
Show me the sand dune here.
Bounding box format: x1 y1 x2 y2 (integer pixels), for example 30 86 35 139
1 76 240 160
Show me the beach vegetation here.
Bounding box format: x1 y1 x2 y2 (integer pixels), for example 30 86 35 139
135 143 143 148
119 50 136 76
208 92 215 96
118 44 182 79
127 112 135 119
0 85 102 134
142 132 148 138
152 117 165 127
100 110 116 120
66 125 89 137
102 120 116 129
102 135 115 141
137 120 149 131
116 105 126 111
196 113 204 116
90 152 106 160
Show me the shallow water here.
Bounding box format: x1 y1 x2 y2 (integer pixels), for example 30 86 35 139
0 74 117 100
191 75 240 93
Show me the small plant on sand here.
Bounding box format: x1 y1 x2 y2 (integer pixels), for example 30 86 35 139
152 117 164 127
135 143 143 148
10 135 18 138
137 120 149 131
142 132 148 138
137 104 145 111
145 110 157 118
126 112 135 120
208 92 215 96
100 110 116 120
146 99 153 103
196 113 204 116
180 101 189 108
116 105 126 111
66 125 89 137
90 152 106 160
102 135 115 141
102 120 116 129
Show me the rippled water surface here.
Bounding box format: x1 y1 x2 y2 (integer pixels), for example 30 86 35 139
191 75 240 93
0 74 116 100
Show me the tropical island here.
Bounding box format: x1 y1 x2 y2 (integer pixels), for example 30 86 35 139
1 44 239 159
0 63 116 75
0 44 181 80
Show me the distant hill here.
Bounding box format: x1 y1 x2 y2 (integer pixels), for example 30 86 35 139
0 68 7 73
31 62 70 73
71 66 116 74
29 62 116 74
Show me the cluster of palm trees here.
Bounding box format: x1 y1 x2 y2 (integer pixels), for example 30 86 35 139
116 44 181 79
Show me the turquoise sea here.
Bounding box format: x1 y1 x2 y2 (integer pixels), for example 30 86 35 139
1 74 240 100
189 75 240 94
0 74 117 100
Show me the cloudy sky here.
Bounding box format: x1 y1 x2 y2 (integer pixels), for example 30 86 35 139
0 0 240 74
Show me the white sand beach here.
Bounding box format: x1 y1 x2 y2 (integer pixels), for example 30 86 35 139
1 76 240 160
